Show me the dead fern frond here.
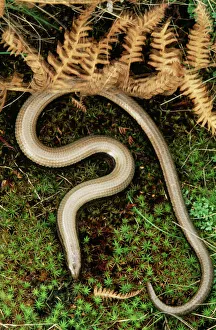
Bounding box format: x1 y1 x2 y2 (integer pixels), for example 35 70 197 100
180 69 215 134
80 40 111 80
148 19 181 71
48 5 96 89
0 0 5 17
185 3 212 69
140 3 167 31
0 72 30 92
2 28 25 56
81 12 133 78
16 0 104 5
1 28 50 90
0 88 7 112
15 0 35 7
71 96 86 112
119 4 167 81
119 20 146 67
8 72 24 86
105 12 133 45
94 286 143 300
80 12 133 84
125 62 183 99
79 62 123 94
1 2 214 136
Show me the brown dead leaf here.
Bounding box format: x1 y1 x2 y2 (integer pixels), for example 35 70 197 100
57 127 62 135
1 179 15 190
118 127 130 135
0 89 7 112
0 136 15 150
9 72 24 86
12 170 23 179
128 136 134 145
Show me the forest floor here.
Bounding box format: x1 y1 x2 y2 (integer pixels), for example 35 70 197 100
0 1 216 329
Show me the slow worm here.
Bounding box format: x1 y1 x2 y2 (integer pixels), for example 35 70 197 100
15 89 213 315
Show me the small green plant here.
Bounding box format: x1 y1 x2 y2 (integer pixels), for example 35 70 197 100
190 196 216 231
5 0 59 29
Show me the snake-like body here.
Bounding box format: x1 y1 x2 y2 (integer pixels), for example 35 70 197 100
15 89 213 315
